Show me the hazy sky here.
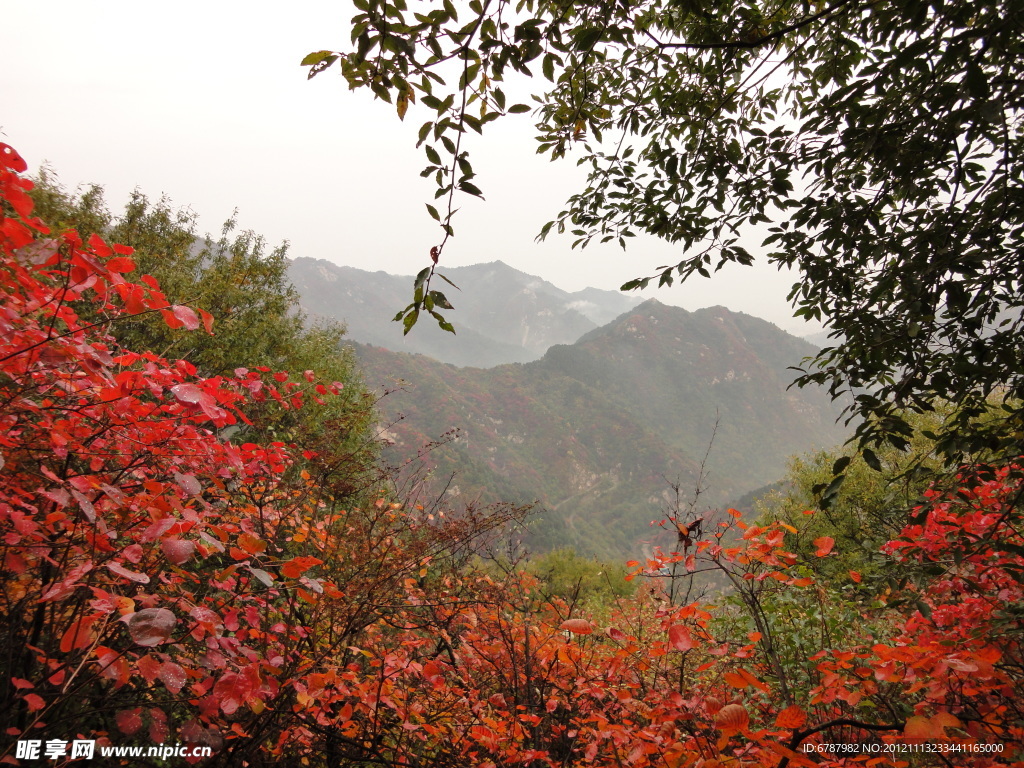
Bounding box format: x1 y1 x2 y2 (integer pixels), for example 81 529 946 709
2 1 818 334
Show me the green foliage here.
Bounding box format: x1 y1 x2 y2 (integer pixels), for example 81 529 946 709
309 0 1024 471
753 409 957 589
527 548 636 607
29 171 378 497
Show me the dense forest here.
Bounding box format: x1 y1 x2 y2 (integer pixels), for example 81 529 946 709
2 132 1023 768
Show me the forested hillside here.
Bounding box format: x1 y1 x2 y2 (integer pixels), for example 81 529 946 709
356 299 848 558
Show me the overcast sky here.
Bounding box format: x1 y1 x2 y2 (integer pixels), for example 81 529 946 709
2 1 818 335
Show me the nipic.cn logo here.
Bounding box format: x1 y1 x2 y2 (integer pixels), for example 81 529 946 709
14 739 213 761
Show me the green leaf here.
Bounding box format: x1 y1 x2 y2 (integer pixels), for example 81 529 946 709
402 308 420 335
542 53 556 81
429 290 454 309
508 104 532 114
436 272 460 290
832 455 852 475
574 27 602 51
862 448 881 472
301 50 333 66
414 267 431 289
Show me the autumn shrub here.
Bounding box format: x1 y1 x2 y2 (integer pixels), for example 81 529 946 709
0 143 520 766
3 140 1024 767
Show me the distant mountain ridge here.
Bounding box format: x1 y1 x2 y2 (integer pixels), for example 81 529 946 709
353 299 847 559
287 258 643 367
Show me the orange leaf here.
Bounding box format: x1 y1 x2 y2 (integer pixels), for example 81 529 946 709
813 536 835 556
280 555 324 579
198 308 215 334
775 704 807 729
715 703 749 732
560 618 593 635
903 715 931 743
739 668 770 693
237 533 267 555
930 712 962 739
849 570 862 583
60 614 99 654
723 671 749 689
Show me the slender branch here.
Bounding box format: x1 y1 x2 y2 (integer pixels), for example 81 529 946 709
643 0 862 51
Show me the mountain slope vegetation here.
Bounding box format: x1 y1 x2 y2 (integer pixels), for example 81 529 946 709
356 300 848 558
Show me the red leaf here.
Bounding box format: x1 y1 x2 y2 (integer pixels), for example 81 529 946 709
0 143 28 173
169 383 221 419
116 708 144 736
161 538 195 565
106 256 136 273
23 693 46 712
159 662 187 694
849 570 862 583
127 608 176 647
107 561 150 584
121 284 146 314
170 304 201 330
775 704 807 729
668 624 695 652
173 472 202 496
161 307 183 329
813 536 835 557
136 655 162 684
214 672 253 715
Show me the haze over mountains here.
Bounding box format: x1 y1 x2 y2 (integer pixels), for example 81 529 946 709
288 258 849 559
288 258 643 367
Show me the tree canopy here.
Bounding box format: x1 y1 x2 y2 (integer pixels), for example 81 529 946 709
27 172 378 496
305 0 1024 471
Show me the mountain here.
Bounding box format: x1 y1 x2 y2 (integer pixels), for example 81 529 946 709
287 258 643 367
802 328 837 348
353 300 848 560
